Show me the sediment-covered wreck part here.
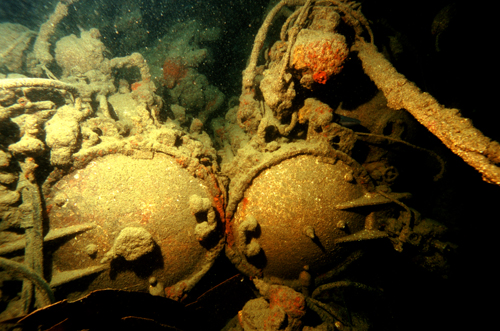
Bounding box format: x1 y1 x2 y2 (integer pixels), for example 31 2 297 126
0 0 227 316
0 1 494 330
47 151 224 301
54 28 107 77
218 1 464 329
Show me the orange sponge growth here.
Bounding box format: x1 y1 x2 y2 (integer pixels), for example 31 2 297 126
291 30 349 84
163 57 187 88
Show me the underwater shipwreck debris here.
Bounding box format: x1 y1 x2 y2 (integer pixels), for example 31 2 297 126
220 1 466 329
0 0 493 330
353 39 500 185
29 0 82 77
1 1 226 321
239 0 500 186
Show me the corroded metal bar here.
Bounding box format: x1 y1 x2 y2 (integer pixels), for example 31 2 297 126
0 78 79 95
355 40 500 185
